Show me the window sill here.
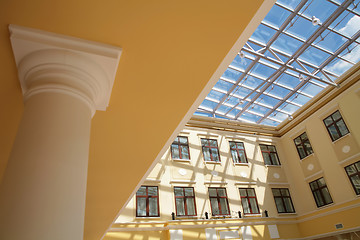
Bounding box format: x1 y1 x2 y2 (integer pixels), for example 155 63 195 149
300 153 315 161
172 158 191 163
211 215 231 219
243 214 262 217
135 217 161 220
234 162 249 166
204 161 221 165
265 164 281 168
174 216 198 219
331 132 350 144
277 212 297 216
317 202 334 209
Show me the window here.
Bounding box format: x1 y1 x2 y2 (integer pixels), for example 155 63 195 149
208 187 230 216
201 138 220 162
171 136 190 160
136 186 159 217
294 132 313 159
260 144 280 165
309 178 333 208
344 161 360 195
239 188 260 214
323 110 349 141
271 188 295 213
174 187 197 216
229 141 248 163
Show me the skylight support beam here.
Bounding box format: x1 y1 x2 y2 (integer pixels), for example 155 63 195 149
236 0 352 122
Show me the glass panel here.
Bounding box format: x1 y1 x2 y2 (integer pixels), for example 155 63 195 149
281 189 289 196
284 198 294 212
239 189 248 197
260 145 268 151
266 84 291 99
219 198 229 215
272 33 303 55
230 54 253 71
136 186 147 196
229 142 236 148
211 148 219 161
209 188 217 197
247 189 255 197
287 15 318 41
251 63 277 79
148 187 158 196
275 198 285 213
297 145 306 159
181 146 190 159
356 162 360 171
278 0 301 10
237 142 245 149
317 178 326 187
242 198 250 214
299 46 331 67
270 153 280 165
294 137 302 145
242 75 264 89
314 190 324 207
309 181 318 191
272 188 281 196
179 136 188 144
300 0 337 21
330 11 360 38
203 147 211 161
321 187 333 204
304 142 313 155
186 198 196 215
250 23 277 44
345 165 357 175
231 150 239 163
263 4 291 28
201 139 208 145
209 140 217 147
200 99 218 111
315 30 347 53
239 151 247 163
336 120 349 136
210 198 219 215
217 188 226 197
214 80 234 92
176 198 185 216
174 188 184 196
149 198 158 216
136 198 147 216
263 152 272 165
184 188 194 196
249 198 259 213
268 145 276 152
221 68 242 82
324 116 333 126
300 83 324 97
171 145 180 159
328 125 340 140
350 175 360 194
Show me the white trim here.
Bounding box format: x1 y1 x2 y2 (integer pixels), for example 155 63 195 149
172 159 192 163
267 182 290 186
338 152 360 166
204 181 228 185
170 180 196 184
235 182 257 185
197 133 219 138
304 170 323 181
143 179 161 183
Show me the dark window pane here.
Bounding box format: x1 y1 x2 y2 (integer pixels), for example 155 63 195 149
231 150 239 163
284 198 294 212
184 188 194 196
350 175 360 194
217 188 226 197
149 198 158 216
136 186 146 196
210 198 219 215
174 188 184 196
203 147 211 161
324 117 333 126
328 125 340 140
332 111 342 121
242 198 250 213
336 120 349 136
148 187 158 196
176 198 185 216
239 152 247 163
219 198 229 215
209 188 217 197
346 165 357 175
272 188 281 196
263 153 271 165
249 198 259 213
275 198 285 213
171 145 180 158
186 198 196 215
137 198 147 216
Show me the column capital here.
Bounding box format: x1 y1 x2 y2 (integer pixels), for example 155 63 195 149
9 24 122 116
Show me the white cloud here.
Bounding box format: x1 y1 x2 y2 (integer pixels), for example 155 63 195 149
339 15 360 37
327 45 360 76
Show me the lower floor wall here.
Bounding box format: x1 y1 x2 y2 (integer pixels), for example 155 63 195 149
104 202 360 240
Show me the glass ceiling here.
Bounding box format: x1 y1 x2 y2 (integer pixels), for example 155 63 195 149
195 0 360 127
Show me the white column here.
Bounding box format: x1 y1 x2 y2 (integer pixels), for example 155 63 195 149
0 25 121 240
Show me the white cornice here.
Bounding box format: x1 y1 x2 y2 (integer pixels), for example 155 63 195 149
9 24 122 115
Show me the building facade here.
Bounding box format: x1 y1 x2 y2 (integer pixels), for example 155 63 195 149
105 68 360 239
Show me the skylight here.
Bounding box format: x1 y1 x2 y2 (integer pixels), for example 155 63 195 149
195 0 360 127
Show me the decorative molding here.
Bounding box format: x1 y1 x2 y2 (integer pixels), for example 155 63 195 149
9 24 122 116
338 152 360 166
169 180 196 184
267 182 289 186
235 182 257 185
304 170 323 181
144 179 161 183
204 181 227 185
